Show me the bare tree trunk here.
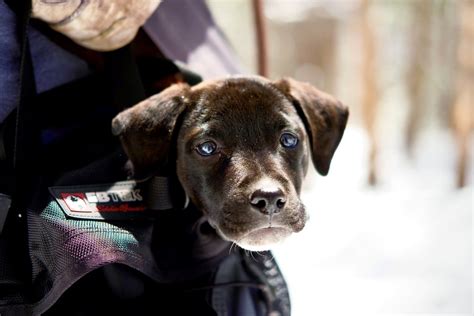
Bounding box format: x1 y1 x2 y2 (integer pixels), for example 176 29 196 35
452 0 474 188
405 0 432 157
252 0 268 77
360 0 379 185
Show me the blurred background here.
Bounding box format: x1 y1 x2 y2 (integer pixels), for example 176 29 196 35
207 0 472 315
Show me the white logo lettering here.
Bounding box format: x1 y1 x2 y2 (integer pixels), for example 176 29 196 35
132 189 143 201
83 189 142 203
96 192 110 202
85 192 97 203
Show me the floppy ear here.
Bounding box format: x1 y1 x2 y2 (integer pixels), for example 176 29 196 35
273 78 349 176
112 83 190 177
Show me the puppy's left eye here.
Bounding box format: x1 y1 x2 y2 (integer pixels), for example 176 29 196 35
196 141 217 156
280 132 299 148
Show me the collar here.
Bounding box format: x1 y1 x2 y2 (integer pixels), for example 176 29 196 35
146 176 188 210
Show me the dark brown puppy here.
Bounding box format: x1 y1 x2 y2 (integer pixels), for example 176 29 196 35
112 76 348 251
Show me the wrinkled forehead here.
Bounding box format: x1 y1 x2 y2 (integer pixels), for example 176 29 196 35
184 80 301 135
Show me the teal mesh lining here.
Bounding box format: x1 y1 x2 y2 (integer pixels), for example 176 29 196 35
28 199 159 313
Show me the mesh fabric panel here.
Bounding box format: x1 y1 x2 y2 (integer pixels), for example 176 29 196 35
28 200 159 314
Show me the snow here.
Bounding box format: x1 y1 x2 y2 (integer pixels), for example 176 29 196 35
272 127 473 316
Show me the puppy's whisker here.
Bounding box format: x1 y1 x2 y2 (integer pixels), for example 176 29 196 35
269 253 275 261
250 251 258 262
228 241 238 255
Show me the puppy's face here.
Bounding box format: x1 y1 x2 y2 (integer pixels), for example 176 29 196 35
112 76 348 251
176 80 309 250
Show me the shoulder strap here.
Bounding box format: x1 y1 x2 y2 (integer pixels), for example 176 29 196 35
1 0 36 219
0 0 36 305
1 0 37 234
103 44 146 110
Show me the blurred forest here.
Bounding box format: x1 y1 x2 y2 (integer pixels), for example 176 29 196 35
207 1 472 314
208 0 473 188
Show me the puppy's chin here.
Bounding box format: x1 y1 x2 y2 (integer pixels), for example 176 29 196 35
210 223 294 251
235 227 293 251
206 203 307 251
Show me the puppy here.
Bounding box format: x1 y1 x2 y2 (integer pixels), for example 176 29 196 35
112 76 348 251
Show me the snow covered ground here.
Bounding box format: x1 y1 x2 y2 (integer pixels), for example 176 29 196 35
273 126 473 316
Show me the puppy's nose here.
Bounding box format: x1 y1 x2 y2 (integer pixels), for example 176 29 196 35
250 188 286 215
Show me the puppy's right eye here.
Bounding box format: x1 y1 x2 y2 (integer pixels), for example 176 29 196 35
280 132 299 149
196 141 217 156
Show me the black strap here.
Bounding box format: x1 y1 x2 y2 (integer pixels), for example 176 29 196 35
103 45 146 110
0 0 35 299
13 4 36 169
1 0 36 230
5 0 37 230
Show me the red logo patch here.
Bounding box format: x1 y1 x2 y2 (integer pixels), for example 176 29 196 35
61 193 91 213
50 180 148 220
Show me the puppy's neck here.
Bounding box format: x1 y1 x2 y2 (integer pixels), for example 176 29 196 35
130 165 190 212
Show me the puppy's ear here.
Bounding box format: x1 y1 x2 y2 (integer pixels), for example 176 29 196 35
112 83 190 176
273 78 349 175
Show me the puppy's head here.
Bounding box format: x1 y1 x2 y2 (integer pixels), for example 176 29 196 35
112 76 348 251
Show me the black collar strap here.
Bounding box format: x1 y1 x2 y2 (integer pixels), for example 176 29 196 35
146 176 183 211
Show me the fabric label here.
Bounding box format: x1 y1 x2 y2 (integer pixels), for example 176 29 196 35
49 180 149 220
